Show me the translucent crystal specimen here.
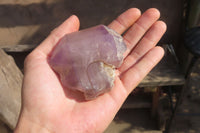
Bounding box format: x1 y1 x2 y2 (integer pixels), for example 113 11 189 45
48 25 126 100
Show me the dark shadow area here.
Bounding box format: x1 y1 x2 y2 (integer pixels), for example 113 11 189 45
111 108 158 132
7 52 29 71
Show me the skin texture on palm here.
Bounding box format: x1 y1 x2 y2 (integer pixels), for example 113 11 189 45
15 8 166 133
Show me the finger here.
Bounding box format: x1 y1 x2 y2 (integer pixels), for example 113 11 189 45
123 8 160 57
108 8 141 34
34 15 80 56
119 21 167 73
120 46 164 93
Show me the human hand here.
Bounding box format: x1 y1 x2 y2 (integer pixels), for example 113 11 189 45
15 8 166 133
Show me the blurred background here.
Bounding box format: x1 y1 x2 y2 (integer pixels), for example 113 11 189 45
0 0 199 133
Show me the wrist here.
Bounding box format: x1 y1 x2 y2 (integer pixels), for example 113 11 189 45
14 109 51 133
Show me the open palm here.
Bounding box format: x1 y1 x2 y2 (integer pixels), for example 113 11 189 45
15 8 166 133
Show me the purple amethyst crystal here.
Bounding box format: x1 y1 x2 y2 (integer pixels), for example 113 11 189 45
48 25 126 100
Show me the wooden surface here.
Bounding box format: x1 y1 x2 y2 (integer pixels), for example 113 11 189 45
151 87 160 117
0 49 22 129
139 45 185 87
0 44 36 52
139 67 185 87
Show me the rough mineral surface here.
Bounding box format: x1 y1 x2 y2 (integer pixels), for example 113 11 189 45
49 25 126 100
